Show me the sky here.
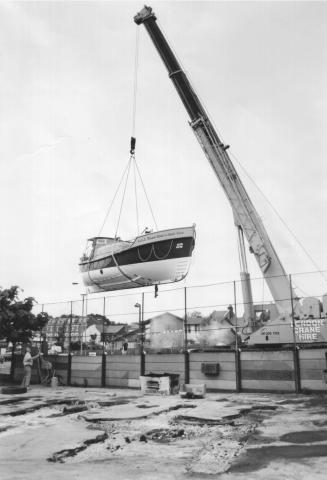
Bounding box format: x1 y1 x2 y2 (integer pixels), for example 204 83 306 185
0 0 327 320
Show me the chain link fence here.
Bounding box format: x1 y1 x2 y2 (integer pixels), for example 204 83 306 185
27 270 327 356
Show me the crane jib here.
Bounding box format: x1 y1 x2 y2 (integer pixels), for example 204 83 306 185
134 5 298 317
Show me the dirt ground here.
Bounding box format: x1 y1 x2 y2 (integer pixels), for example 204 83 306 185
0 385 327 480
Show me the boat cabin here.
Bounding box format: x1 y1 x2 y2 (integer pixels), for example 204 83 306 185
80 237 130 263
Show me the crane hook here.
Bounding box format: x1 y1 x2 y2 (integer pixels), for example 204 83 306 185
130 136 136 155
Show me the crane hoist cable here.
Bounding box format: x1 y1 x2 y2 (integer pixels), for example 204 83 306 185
97 159 131 237
98 25 159 238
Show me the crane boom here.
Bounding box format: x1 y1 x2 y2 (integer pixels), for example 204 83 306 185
134 6 297 318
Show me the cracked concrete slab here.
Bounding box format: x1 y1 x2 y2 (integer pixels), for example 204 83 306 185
1 386 327 479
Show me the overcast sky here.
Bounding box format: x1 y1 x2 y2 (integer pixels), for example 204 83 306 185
1 1 326 318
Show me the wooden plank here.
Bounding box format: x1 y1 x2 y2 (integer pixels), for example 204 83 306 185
71 369 101 379
241 360 293 371
190 370 236 381
106 370 135 380
71 362 102 372
71 377 101 387
189 361 236 372
190 379 236 390
301 379 327 391
242 369 294 381
190 353 235 362
106 378 129 387
71 356 102 364
299 349 327 360
242 379 294 391
299 359 326 370
146 354 184 363
241 351 293 361
107 355 141 364
300 369 327 380
145 363 184 372
106 361 140 371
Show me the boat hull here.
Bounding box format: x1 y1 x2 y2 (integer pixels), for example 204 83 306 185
79 226 195 293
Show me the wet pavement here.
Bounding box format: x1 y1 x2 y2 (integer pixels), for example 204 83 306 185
0 385 327 479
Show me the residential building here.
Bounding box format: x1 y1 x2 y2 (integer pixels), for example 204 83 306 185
147 312 184 350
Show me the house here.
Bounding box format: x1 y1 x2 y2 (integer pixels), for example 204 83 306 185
147 312 184 350
186 316 202 343
82 324 102 344
102 324 128 342
44 316 88 347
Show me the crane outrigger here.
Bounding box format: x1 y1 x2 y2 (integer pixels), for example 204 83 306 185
134 5 327 344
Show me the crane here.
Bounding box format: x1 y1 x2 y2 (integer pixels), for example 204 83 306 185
134 5 303 340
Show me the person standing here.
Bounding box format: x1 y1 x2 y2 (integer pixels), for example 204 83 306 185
21 346 39 389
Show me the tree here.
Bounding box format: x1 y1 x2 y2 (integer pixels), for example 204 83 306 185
0 286 49 378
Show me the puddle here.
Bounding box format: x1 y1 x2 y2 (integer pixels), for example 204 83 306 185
280 430 327 443
229 444 327 473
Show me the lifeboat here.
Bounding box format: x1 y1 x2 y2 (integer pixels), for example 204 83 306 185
79 225 196 293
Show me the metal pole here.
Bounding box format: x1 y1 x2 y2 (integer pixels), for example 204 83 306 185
68 301 73 355
102 296 106 353
81 294 85 356
102 296 107 387
184 287 188 350
233 281 238 350
141 292 144 351
140 293 145 375
289 274 301 393
41 304 45 349
289 275 297 347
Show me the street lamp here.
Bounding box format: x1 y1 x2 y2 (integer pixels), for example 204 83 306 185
134 303 142 351
80 293 87 355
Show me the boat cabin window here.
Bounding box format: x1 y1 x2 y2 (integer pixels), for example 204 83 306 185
81 238 118 262
81 240 95 261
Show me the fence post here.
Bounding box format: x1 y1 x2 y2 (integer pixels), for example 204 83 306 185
235 349 242 392
80 294 87 356
293 347 301 393
68 301 73 355
184 287 190 384
140 292 145 376
102 297 106 387
233 280 241 392
67 352 72 386
67 301 73 386
289 274 301 393
101 352 106 388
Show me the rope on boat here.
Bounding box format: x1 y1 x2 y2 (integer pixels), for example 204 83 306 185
152 240 174 260
111 252 146 287
138 244 154 262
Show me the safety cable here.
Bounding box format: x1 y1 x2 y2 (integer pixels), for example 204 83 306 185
134 158 159 231
133 156 140 234
230 151 327 287
97 159 131 237
115 157 132 237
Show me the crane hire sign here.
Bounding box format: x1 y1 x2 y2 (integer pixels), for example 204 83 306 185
294 318 327 343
